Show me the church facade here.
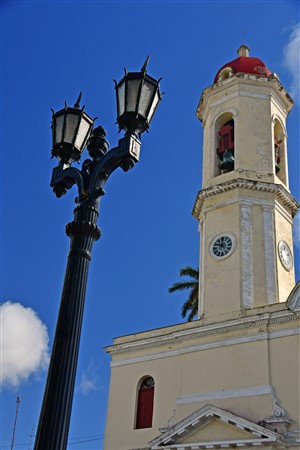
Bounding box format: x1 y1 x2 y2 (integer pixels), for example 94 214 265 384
104 46 300 450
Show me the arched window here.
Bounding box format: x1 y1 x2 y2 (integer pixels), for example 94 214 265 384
135 377 155 429
218 67 234 82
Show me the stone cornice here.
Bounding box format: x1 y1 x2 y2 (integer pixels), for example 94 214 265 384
105 305 299 358
196 73 293 122
192 179 300 219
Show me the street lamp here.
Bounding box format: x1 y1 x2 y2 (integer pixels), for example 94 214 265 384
34 58 162 450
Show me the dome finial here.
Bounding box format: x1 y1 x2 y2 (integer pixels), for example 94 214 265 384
237 44 250 57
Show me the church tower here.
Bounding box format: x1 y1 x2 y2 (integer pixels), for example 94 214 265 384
104 47 300 450
193 45 299 318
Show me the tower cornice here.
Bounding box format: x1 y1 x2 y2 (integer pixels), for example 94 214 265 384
196 74 294 124
192 178 300 220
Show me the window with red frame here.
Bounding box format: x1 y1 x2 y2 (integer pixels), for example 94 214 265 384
135 377 155 429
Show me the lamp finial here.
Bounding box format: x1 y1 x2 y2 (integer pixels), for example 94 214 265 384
141 55 150 73
74 92 82 108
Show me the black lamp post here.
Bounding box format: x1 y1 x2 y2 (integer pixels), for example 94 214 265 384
34 58 162 450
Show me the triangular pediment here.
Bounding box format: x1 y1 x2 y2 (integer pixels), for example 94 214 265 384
149 404 282 449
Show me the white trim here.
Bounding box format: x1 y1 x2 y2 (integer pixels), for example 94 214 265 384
240 203 253 308
274 201 293 224
192 178 299 220
199 216 206 318
149 403 279 449
263 206 278 304
270 94 290 121
198 194 294 224
152 441 271 449
202 195 265 212
271 113 287 135
209 90 270 110
176 385 273 405
106 309 297 354
198 75 293 124
109 327 300 367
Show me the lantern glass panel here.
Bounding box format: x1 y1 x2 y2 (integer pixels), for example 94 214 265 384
75 116 92 150
126 79 142 111
54 113 65 144
64 113 81 144
138 80 155 117
117 81 125 117
148 90 160 123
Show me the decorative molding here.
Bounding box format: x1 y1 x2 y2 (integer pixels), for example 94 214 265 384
176 385 273 405
271 114 287 135
263 207 277 304
192 179 300 220
108 326 300 367
197 74 293 124
106 308 298 352
240 203 253 308
274 201 293 224
106 304 300 358
265 395 291 424
195 194 293 224
159 409 177 433
148 404 281 449
212 108 239 128
199 218 206 318
202 89 271 125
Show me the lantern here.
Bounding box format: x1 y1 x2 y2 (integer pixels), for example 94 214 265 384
115 56 162 135
51 93 94 164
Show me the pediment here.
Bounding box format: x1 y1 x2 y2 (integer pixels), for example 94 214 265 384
148 404 282 449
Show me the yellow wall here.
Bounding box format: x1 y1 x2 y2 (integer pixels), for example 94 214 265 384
104 305 300 449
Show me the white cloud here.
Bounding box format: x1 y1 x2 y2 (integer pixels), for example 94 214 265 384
283 23 300 100
77 359 102 396
0 302 49 388
293 211 300 248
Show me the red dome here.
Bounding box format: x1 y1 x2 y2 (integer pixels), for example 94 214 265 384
214 47 271 84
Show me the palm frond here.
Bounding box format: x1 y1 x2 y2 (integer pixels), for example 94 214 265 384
169 266 199 322
168 281 198 293
179 267 199 279
187 300 198 321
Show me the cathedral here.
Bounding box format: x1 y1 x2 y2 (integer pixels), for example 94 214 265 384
104 46 300 450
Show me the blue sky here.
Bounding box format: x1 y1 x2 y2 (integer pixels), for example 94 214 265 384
1 1 299 449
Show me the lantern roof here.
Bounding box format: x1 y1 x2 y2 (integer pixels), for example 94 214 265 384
213 45 271 83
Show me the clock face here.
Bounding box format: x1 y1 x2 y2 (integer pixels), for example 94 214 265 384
278 240 293 271
210 234 236 259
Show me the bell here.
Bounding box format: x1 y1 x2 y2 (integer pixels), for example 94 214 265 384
275 145 280 173
220 151 234 173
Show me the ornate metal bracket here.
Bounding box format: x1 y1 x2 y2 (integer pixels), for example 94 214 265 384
50 128 141 203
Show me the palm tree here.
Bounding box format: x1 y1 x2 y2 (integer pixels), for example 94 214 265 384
168 266 199 321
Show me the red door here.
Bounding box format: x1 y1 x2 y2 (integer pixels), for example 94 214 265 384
136 384 154 429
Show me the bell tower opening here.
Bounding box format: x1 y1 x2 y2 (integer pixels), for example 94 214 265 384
273 118 288 187
215 113 235 176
